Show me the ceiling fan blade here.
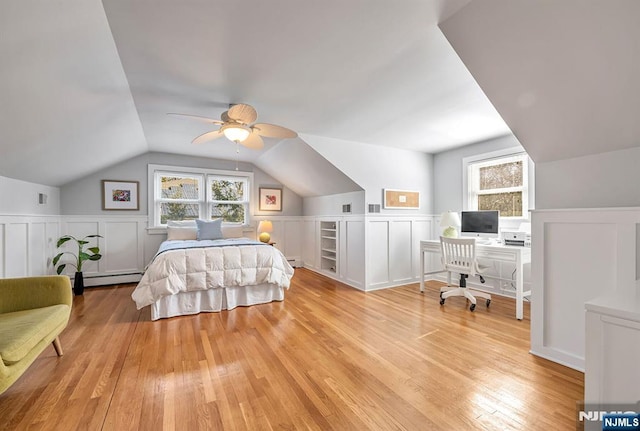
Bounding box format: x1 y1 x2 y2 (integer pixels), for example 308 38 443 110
167 113 223 125
239 133 264 150
252 123 298 139
192 129 223 145
227 104 257 124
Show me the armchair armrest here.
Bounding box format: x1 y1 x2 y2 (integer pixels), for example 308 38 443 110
0 276 72 314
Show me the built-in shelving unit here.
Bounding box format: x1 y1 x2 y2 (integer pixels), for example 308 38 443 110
320 221 338 273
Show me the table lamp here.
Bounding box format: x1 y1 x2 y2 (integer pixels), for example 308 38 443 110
440 211 461 238
257 220 273 243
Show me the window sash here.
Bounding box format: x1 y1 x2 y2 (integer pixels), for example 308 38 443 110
467 153 529 217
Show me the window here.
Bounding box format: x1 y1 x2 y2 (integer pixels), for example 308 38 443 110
149 165 252 227
208 176 248 224
156 173 203 224
464 150 533 218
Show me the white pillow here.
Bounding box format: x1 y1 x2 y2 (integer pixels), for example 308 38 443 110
221 225 244 239
166 226 197 240
167 220 197 228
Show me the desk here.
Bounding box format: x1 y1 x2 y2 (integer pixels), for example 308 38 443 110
419 240 531 320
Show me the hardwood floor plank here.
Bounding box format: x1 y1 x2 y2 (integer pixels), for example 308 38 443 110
0 269 583 430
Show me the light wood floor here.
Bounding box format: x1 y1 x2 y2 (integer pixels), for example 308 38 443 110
0 269 583 430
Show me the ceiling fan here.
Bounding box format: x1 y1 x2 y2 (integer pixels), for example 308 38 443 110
169 103 297 150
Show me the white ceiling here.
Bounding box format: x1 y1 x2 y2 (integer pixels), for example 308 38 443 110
0 0 514 187
7 1 635 189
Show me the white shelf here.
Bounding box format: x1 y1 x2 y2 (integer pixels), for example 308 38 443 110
320 221 338 273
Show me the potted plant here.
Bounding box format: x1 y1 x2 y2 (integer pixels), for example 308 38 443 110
53 234 103 295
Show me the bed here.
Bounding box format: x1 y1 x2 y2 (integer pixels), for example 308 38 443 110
131 221 294 320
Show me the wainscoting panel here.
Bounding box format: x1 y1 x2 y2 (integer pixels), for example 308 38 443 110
28 222 47 276
0 215 60 279
5 223 28 277
389 220 413 284
344 219 365 289
282 219 302 264
412 220 433 279
531 208 640 371
103 220 144 274
301 219 317 270
0 223 4 277
367 220 390 287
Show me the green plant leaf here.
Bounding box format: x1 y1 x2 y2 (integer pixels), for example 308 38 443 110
88 254 102 261
56 237 72 248
87 247 100 254
56 264 66 274
85 234 103 238
78 240 89 245
52 253 64 265
79 252 91 261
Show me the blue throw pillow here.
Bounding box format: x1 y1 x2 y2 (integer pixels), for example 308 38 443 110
196 219 224 240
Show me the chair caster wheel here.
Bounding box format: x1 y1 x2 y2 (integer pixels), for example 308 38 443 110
486 299 491 307
440 298 445 305
470 303 476 312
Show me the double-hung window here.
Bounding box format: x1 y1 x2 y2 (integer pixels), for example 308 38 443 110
156 172 203 224
208 176 248 224
149 165 252 227
465 150 533 218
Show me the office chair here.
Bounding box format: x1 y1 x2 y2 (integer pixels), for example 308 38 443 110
439 236 491 311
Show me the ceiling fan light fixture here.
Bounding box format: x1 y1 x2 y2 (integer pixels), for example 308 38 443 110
222 124 251 142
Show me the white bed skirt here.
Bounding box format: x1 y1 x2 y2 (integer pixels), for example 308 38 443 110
150 283 285 321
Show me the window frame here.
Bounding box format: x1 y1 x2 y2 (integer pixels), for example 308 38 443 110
206 175 250 225
462 147 534 220
147 164 253 231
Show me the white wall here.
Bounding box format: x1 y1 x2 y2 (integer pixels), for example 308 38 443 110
255 138 363 198
303 191 366 216
433 134 523 214
302 134 434 215
536 146 640 209
0 175 60 215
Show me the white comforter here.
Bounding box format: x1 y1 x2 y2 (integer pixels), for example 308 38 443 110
132 242 294 309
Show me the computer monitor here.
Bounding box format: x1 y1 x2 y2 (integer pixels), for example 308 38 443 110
460 210 500 239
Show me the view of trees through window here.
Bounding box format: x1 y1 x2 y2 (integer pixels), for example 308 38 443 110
153 168 251 226
160 176 199 224
476 160 524 217
210 179 245 223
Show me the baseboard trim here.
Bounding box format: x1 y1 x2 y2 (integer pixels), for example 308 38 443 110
84 273 142 287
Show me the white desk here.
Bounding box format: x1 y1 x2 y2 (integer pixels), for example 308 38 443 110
419 240 531 320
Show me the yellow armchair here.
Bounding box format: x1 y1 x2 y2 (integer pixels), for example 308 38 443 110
0 276 72 395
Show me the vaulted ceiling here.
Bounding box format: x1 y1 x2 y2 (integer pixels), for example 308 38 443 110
1 1 637 189
0 0 512 187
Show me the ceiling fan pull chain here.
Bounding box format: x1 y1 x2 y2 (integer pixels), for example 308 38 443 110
235 141 239 171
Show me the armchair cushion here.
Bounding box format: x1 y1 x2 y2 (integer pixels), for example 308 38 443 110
0 305 71 364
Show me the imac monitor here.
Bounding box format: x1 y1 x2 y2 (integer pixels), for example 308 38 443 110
460 210 499 239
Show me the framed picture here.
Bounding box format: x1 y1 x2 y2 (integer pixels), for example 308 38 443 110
102 180 139 210
259 187 283 211
383 189 420 209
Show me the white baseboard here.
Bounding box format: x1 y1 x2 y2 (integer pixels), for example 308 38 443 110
84 273 142 287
